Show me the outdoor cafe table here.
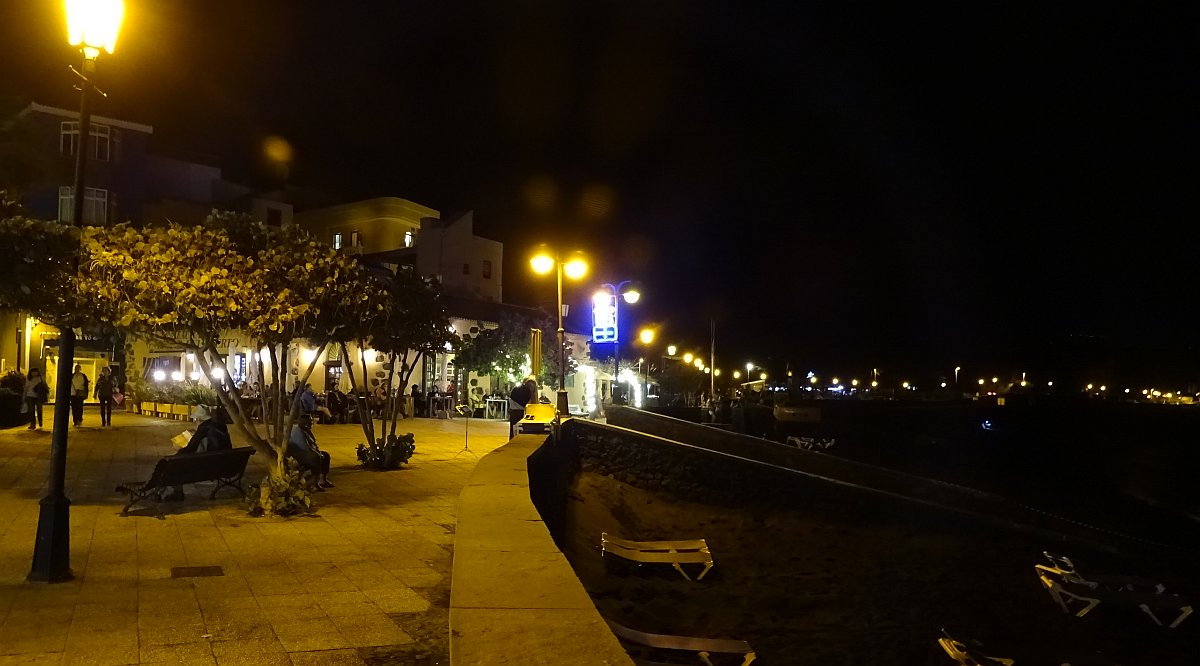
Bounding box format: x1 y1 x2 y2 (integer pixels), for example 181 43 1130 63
485 397 507 419
428 395 454 418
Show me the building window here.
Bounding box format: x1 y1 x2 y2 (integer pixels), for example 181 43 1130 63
60 122 112 162
333 232 343 250
266 208 283 226
482 260 492 279
462 263 470 275
404 230 414 247
57 186 108 224
350 231 360 247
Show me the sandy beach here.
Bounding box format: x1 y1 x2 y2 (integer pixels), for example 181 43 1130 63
561 471 1200 665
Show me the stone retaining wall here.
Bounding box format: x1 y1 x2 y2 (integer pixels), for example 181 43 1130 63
449 434 633 666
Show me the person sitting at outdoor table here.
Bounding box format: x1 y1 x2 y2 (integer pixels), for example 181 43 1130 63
160 405 233 501
287 413 333 490
237 381 260 415
370 380 387 418
299 383 333 423
346 389 367 423
469 387 485 417
326 387 348 423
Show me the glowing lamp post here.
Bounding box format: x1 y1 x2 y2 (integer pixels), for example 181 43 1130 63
30 0 125 584
635 329 655 401
531 246 587 415
595 280 640 404
66 0 125 60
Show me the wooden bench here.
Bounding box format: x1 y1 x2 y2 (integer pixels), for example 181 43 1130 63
116 447 255 518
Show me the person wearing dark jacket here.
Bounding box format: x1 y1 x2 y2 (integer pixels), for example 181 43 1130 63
94 366 116 427
69 364 89 427
507 377 538 439
288 414 333 489
161 406 233 501
23 368 49 430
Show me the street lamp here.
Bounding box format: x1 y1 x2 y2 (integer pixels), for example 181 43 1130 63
635 330 655 401
530 245 588 416
596 280 640 404
30 0 125 584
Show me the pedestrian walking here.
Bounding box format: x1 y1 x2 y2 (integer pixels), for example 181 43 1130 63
507 377 538 439
94 366 116 427
23 368 49 430
69 364 89 427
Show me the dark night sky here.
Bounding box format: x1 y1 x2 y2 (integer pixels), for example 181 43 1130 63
2 1 1197 383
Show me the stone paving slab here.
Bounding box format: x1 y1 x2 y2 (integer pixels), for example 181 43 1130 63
1 407 510 664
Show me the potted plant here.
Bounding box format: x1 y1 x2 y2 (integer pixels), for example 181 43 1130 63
356 432 416 470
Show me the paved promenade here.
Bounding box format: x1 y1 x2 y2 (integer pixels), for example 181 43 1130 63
0 407 511 665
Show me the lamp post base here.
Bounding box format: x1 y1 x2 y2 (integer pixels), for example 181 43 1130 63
28 495 73 583
556 390 569 417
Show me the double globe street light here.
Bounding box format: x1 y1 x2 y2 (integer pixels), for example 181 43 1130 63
594 280 640 404
530 246 587 415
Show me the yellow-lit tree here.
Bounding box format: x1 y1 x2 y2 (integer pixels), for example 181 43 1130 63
78 214 371 510
335 266 454 468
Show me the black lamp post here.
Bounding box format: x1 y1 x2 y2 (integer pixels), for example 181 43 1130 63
530 246 588 416
30 0 125 583
596 280 640 405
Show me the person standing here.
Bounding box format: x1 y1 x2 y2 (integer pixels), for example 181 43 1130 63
69 364 89 427
507 377 538 439
23 368 49 430
94 366 115 427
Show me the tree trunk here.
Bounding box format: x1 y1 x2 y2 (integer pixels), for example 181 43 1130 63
391 350 423 439
192 346 283 476
339 340 375 445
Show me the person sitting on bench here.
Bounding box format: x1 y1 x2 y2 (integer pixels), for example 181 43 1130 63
288 413 333 489
160 406 233 501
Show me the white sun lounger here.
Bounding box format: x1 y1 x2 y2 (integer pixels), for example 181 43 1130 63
936 630 1015 666
606 619 755 666
1035 552 1194 628
601 533 715 581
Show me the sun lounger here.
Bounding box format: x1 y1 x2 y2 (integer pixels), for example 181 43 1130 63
601 533 714 581
518 403 557 434
936 629 1015 666
1035 552 1193 628
606 619 755 666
